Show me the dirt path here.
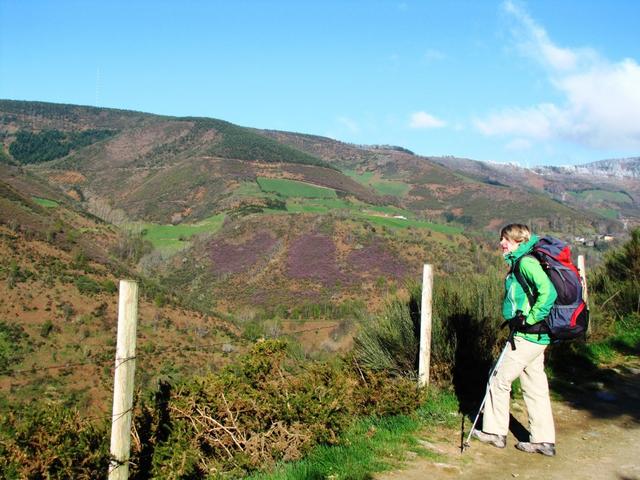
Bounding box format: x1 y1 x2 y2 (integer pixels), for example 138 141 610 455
376 362 640 480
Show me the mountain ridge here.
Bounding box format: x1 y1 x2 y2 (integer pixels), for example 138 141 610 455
535 157 640 179
4 98 636 176
0 99 630 232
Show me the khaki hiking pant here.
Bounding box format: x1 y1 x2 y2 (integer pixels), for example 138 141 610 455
482 336 556 444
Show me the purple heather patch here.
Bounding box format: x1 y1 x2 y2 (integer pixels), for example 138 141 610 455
287 233 348 286
346 242 408 280
209 231 278 274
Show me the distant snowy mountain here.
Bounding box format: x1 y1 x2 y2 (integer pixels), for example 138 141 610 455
431 154 640 225
535 157 640 179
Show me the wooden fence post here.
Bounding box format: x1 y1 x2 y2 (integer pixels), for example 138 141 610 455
109 280 139 480
577 255 591 335
418 264 433 388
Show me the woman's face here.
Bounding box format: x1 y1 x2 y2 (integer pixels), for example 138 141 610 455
500 236 520 254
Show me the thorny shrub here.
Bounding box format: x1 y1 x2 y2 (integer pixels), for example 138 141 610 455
133 340 423 478
0 403 109 479
0 340 423 479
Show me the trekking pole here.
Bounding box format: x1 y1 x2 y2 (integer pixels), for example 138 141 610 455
462 342 510 452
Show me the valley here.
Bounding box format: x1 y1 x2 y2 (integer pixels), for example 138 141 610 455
0 100 633 380
0 99 638 477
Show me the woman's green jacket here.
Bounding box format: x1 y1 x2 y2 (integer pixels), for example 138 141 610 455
502 234 557 345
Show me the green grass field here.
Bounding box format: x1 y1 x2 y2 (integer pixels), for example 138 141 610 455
364 204 414 217
257 177 338 199
139 213 226 254
370 180 410 197
358 214 463 233
285 197 353 214
233 181 264 196
285 195 410 216
571 189 633 204
140 177 459 251
343 169 410 197
594 208 619 220
31 196 59 208
283 196 461 234
343 170 375 183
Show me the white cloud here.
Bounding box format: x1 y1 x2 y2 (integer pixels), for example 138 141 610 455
475 103 564 139
409 111 446 129
505 138 533 151
476 2 640 150
337 116 360 133
556 59 640 147
503 0 580 71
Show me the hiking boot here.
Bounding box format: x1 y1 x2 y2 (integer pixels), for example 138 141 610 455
515 441 556 456
471 430 506 448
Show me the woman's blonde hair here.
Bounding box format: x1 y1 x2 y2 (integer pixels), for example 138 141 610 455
500 223 531 243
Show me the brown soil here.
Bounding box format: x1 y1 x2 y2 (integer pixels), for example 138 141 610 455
279 320 354 353
103 121 191 166
0 224 243 414
47 170 87 185
376 361 640 480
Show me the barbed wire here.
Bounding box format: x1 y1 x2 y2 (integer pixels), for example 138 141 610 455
139 339 237 357
0 320 347 433
8 358 111 375
0 323 340 380
84 406 136 425
114 355 137 369
280 323 338 336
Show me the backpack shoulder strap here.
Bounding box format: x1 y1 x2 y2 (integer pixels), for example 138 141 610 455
512 255 538 307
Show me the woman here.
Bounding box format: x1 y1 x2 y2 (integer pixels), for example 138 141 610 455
473 223 557 456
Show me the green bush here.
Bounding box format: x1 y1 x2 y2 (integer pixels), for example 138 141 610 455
74 275 102 295
132 339 422 477
40 319 55 338
354 270 503 384
590 229 640 318
153 292 166 308
587 228 640 339
66 229 80 244
101 279 117 294
0 340 423 478
242 321 267 341
0 321 32 374
0 403 109 478
71 249 88 270
4 260 33 288
352 285 421 377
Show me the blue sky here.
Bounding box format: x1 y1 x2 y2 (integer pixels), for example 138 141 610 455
1 1 639 166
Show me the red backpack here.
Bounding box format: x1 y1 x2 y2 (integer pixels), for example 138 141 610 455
512 236 589 341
